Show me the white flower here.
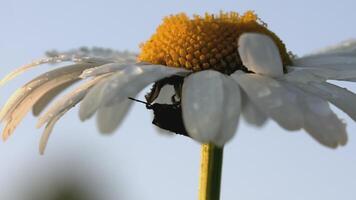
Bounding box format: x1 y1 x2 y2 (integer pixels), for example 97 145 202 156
1 12 356 154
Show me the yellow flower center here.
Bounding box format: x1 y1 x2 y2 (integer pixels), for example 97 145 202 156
138 11 291 74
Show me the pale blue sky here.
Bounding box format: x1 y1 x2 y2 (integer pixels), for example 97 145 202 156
1 0 356 200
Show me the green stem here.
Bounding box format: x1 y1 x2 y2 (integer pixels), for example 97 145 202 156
199 143 224 200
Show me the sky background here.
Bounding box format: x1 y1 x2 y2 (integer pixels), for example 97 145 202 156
1 0 356 199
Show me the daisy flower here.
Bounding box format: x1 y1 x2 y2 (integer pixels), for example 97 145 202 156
1 11 356 153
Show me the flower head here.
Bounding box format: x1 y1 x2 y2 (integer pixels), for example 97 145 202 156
139 11 291 74
1 11 356 153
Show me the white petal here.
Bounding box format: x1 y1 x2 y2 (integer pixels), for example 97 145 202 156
39 112 64 155
0 56 81 86
215 76 242 146
37 75 107 128
47 47 137 63
101 65 188 106
285 83 347 147
32 80 78 116
0 64 92 122
288 66 356 82
284 67 327 83
301 39 356 57
241 91 268 126
96 99 132 134
232 71 303 130
304 98 347 147
182 70 241 146
37 76 109 154
0 64 91 140
296 82 356 121
294 55 356 68
80 65 188 121
0 48 135 86
80 62 129 78
238 33 284 77
293 39 356 81
293 56 356 81
79 76 111 121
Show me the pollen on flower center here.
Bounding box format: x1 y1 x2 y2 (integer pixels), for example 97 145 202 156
138 11 291 74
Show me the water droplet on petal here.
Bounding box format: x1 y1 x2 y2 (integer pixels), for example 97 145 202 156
257 88 271 98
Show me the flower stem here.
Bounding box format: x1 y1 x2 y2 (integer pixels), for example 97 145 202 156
199 143 224 200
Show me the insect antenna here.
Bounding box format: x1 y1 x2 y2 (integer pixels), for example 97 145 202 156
128 97 152 108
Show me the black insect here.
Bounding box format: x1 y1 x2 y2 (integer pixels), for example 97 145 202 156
128 75 190 136
128 97 189 137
